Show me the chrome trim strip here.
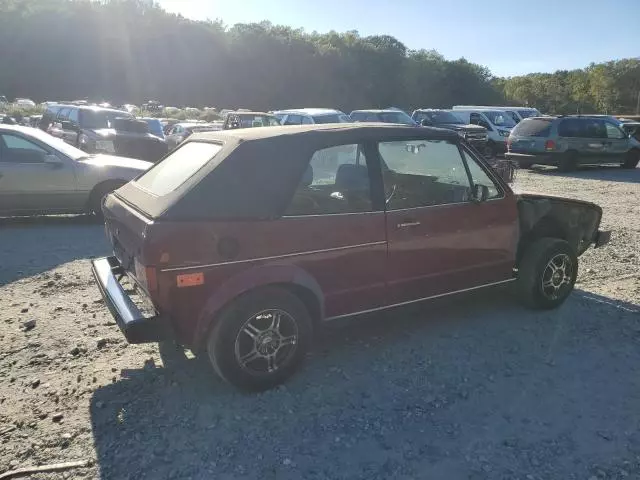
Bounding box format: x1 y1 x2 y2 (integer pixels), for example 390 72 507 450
160 241 388 272
324 278 516 321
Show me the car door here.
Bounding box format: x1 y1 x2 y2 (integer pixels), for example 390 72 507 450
280 142 388 318
576 118 608 164
62 107 81 147
379 136 518 305
0 132 79 215
603 120 629 163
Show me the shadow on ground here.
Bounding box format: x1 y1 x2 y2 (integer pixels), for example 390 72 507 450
90 289 640 479
528 164 640 183
0 215 108 285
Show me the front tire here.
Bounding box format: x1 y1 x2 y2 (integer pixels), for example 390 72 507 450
89 181 124 220
207 287 312 391
516 238 578 310
622 150 640 169
558 152 578 172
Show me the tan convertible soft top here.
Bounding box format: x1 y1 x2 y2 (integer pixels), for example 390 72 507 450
115 123 459 220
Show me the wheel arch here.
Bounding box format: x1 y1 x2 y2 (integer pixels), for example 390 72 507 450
86 179 127 213
193 264 324 350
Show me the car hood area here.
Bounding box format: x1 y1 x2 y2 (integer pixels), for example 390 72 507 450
78 154 152 172
436 123 486 133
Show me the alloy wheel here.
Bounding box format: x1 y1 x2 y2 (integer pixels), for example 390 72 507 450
234 309 299 376
541 253 573 300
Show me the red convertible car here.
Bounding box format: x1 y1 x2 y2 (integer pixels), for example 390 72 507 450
92 124 610 391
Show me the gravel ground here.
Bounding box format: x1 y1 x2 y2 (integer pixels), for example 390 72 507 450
0 166 638 480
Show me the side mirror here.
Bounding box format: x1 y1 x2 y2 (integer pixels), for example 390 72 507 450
43 154 63 166
61 121 78 131
472 184 489 203
420 119 433 127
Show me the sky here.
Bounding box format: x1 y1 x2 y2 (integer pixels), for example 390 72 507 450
156 0 640 77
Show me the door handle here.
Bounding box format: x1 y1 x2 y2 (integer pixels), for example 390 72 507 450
397 221 421 229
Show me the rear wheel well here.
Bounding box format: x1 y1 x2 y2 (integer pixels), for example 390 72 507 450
197 282 322 352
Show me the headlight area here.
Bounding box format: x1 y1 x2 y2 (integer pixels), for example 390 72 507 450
498 130 511 137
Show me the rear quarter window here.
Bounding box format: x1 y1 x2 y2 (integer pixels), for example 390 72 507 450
135 141 222 196
512 118 552 137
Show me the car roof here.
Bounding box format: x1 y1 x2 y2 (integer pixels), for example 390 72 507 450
350 109 404 114
54 104 132 115
191 123 454 143
273 108 344 116
227 111 275 116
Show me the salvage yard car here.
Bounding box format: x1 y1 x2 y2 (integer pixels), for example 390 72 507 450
0 125 151 217
46 105 168 162
506 115 640 171
412 108 489 155
92 124 610 391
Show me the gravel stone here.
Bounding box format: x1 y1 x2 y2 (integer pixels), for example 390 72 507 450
0 167 638 479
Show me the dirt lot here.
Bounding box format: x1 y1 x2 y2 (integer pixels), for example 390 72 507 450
1 166 638 479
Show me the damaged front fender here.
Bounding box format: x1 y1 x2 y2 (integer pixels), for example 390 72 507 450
517 193 610 259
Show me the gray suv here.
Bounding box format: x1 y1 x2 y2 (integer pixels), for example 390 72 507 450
506 116 640 171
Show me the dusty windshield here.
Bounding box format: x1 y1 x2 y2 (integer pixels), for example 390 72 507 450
312 114 351 124
81 110 134 129
483 110 516 127
378 111 416 125
420 111 464 125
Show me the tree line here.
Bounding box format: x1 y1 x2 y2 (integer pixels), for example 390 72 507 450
0 0 638 115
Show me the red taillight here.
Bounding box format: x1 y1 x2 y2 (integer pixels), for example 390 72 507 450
545 139 556 151
145 266 158 293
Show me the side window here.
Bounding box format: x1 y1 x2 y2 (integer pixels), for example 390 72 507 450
558 118 581 137
283 114 302 125
285 144 371 216
605 122 626 139
57 108 70 121
470 113 490 130
379 139 471 210
582 119 606 139
174 125 183 134
460 148 501 199
67 108 79 124
0 134 48 163
301 116 313 125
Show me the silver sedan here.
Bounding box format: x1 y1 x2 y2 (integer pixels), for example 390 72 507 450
0 125 152 217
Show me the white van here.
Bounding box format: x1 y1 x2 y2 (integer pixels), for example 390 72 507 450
453 105 541 124
448 109 517 156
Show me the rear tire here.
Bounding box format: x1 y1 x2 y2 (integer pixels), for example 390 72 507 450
516 238 578 310
207 287 312 392
558 152 578 172
89 182 124 221
622 150 640 169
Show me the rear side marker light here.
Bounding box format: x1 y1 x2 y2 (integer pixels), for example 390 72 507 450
177 272 204 288
545 139 556 151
